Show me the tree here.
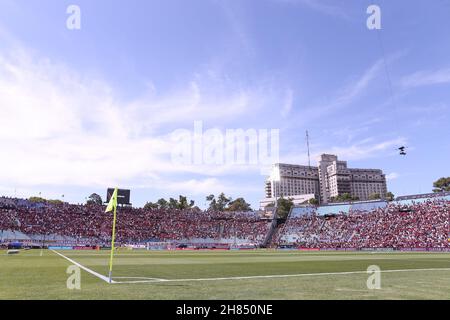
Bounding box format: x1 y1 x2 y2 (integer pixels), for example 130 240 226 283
157 198 169 209
206 193 252 211
276 197 294 219
145 196 194 210
206 194 217 211
309 198 319 206
369 193 381 200
28 197 65 205
177 195 195 210
168 197 178 209
330 193 359 203
386 191 395 201
227 198 252 212
206 193 231 211
143 202 159 210
86 193 102 205
433 177 450 193
217 193 231 211
47 199 63 205
340 193 352 201
28 196 47 203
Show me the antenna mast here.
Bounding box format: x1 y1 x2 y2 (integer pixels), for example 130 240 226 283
306 130 311 168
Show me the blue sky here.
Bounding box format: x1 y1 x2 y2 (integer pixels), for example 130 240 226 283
0 0 449 208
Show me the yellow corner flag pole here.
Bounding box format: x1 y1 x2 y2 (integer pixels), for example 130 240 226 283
105 187 118 284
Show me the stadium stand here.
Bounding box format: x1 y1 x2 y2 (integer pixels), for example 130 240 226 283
1 194 449 251
277 198 449 249
289 201 388 217
0 198 271 246
316 204 351 216
290 207 316 217
349 201 387 212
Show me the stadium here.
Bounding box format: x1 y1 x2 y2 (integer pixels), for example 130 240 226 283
0 0 450 305
1 190 449 300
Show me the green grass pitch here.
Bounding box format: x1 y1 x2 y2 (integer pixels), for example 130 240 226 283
1 249 449 299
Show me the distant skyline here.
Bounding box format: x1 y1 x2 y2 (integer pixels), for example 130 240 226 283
0 0 449 208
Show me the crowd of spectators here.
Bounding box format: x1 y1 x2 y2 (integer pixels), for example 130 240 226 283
277 199 449 249
0 197 270 244
2 196 449 249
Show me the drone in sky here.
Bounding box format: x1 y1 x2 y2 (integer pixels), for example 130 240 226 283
398 146 407 156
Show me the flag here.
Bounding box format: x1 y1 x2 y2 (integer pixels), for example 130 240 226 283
106 187 118 283
105 188 118 213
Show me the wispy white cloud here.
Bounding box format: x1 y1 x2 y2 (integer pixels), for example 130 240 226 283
288 59 384 127
158 178 230 196
281 88 294 117
0 43 285 193
217 1 254 57
326 137 407 161
323 118 383 144
0 47 164 187
281 136 406 166
400 67 450 88
274 0 350 20
386 172 399 181
326 59 384 110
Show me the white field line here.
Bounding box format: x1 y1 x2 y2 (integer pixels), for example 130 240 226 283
112 268 450 284
113 277 166 281
51 249 118 284
49 249 450 285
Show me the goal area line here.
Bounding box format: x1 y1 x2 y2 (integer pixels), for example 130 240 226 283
51 250 450 285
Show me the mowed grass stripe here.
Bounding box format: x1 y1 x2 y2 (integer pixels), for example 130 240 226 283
1 250 449 299
58 250 450 280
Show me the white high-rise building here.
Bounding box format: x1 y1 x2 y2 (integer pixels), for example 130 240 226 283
261 154 387 208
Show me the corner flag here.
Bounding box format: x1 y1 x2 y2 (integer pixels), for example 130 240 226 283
106 187 118 283
105 188 118 213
